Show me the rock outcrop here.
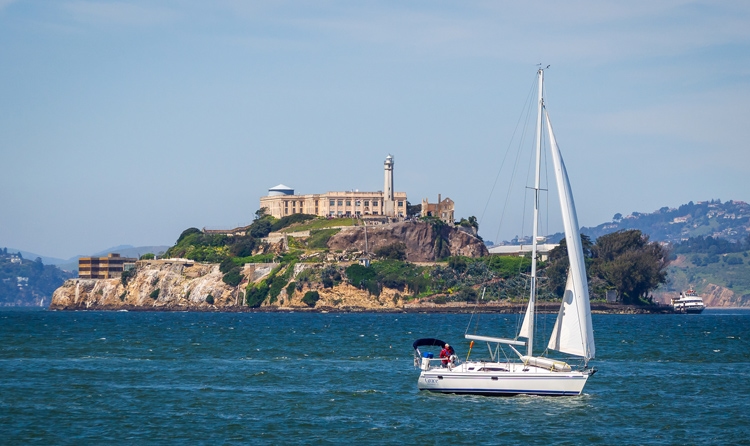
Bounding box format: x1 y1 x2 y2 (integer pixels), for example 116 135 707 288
50 259 404 311
326 221 487 261
50 259 242 311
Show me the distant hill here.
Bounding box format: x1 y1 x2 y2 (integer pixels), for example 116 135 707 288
0 249 75 307
544 199 750 245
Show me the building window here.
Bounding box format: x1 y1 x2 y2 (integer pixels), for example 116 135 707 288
338 200 343 206
372 201 378 206
373 211 378 215
346 200 351 206
364 201 369 206
398 201 404 207
355 200 361 206
329 211 335 216
330 200 335 206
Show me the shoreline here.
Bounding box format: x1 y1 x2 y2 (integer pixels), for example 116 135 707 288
46 302 677 314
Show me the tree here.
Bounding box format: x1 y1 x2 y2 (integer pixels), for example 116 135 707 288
255 207 269 220
544 234 593 297
249 219 273 238
176 227 202 244
406 201 421 218
590 230 669 305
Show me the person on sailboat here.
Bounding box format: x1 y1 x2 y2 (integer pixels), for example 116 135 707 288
440 343 454 367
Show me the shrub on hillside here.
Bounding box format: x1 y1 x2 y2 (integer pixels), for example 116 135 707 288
302 291 320 307
222 267 243 287
246 281 269 308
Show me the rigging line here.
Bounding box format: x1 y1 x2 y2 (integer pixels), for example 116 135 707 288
479 75 537 228
492 83 537 245
464 287 486 335
542 107 551 243
489 76 538 245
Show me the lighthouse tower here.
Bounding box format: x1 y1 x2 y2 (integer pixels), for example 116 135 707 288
383 155 395 217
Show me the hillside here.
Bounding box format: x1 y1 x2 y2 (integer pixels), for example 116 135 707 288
0 249 75 306
538 199 750 307
543 199 750 245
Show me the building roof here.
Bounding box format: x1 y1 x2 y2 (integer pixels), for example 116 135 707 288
269 184 293 191
488 243 558 255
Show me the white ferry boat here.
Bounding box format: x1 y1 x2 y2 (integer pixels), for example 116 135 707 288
672 289 706 314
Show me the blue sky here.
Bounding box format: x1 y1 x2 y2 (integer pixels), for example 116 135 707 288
1 1 749 259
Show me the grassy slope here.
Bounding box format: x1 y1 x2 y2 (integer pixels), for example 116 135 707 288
279 218 359 232
664 251 750 296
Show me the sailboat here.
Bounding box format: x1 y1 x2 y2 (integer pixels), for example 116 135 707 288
413 68 596 396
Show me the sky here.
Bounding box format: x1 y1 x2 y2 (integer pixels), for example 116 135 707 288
1 1 749 260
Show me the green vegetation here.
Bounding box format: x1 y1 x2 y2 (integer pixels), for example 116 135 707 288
150 289 160 299
139 253 155 260
278 218 358 233
321 265 342 288
341 256 532 302
302 290 320 307
271 214 316 232
246 280 270 308
222 268 243 287
306 228 340 249
666 249 750 297
205 294 214 305
121 267 136 286
286 281 296 298
545 230 669 305
268 262 296 303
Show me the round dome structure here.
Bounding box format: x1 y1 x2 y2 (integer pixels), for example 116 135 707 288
268 184 294 196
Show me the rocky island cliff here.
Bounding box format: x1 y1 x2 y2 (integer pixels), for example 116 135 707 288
50 220 489 311
51 258 416 311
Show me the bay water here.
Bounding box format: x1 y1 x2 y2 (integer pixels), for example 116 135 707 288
1 309 749 444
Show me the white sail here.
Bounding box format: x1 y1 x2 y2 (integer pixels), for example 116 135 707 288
518 299 532 339
544 111 595 360
547 273 586 356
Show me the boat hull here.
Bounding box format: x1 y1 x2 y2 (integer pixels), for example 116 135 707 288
682 307 705 314
417 363 590 396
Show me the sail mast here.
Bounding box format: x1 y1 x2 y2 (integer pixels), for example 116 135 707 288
527 68 544 357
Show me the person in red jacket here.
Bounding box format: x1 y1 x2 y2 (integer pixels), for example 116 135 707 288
440 343 454 367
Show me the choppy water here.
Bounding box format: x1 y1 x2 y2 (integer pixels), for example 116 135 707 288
1 309 749 445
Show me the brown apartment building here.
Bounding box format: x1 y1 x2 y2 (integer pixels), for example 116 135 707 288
78 253 137 279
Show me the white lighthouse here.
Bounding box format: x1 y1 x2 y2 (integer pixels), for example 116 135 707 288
383 155 395 217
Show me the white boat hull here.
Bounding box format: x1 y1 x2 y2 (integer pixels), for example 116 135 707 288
417 362 590 396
